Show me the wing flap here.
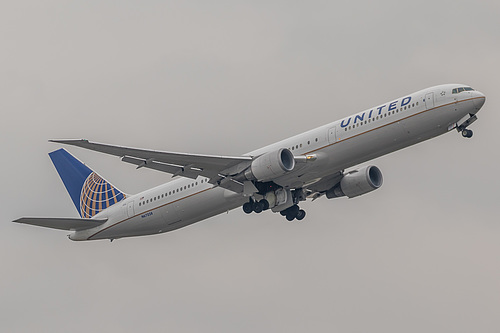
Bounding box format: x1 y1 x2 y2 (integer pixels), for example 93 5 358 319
121 156 200 179
13 217 108 231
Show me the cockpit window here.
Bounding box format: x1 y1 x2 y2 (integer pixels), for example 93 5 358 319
452 87 474 94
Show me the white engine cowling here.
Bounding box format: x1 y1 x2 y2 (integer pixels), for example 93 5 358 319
245 148 295 182
326 165 383 198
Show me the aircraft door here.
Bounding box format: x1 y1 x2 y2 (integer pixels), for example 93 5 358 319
127 201 135 217
328 126 337 144
425 92 434 109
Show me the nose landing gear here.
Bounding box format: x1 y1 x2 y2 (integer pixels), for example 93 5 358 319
456 113 477 139
461 129 473 138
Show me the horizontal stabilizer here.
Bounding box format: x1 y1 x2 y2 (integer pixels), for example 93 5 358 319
13 217 107 231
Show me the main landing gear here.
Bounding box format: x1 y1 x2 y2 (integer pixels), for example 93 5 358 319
242 199 306 221
242 198 269 214
279 205 306 222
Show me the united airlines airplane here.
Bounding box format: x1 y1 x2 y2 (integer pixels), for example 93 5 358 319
14 84 485 241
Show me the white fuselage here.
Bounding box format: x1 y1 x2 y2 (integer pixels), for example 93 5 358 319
70 84 485 240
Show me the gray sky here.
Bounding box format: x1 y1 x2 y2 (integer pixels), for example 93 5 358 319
1 1 499 332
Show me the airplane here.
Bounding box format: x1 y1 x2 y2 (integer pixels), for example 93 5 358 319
14 84 486 241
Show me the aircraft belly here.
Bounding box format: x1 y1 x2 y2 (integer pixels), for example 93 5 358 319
337 116 452 170
89 187 245 240
160 187 244 232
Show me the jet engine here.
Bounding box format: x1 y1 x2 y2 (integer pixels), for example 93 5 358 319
326 165 383 199
245 148 295 182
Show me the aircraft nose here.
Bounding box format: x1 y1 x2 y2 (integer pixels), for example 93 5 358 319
473 91 486 110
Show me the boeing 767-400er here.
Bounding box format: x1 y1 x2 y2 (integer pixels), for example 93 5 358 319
14 84 486 241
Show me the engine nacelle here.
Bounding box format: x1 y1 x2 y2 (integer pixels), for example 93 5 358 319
245 148 295 182
326 165 383 199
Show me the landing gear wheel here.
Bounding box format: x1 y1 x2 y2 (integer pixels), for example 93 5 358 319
242 202 253 214
253 201 263 213
296 209 306 221
462 129 473 138
260 199 270 211
285 205 299 221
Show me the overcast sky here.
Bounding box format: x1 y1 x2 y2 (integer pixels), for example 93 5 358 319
1 1 499 332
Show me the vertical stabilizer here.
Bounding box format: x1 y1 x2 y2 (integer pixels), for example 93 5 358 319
48 148 125 218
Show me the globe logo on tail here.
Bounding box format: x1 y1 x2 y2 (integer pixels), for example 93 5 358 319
80 172 125 218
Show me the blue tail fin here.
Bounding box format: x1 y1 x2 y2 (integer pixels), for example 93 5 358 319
49 148 125 218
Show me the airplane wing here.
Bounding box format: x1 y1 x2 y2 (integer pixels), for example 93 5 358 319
50 139 253 193
13 217 108 231
302 171 344 200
